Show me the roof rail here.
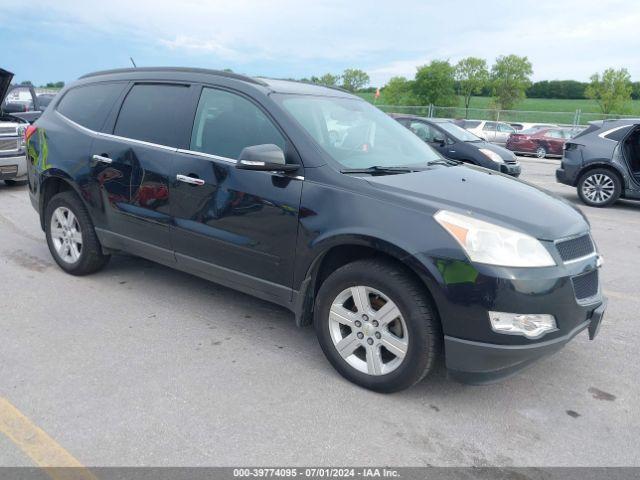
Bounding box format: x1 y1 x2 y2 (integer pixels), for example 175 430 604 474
261 77 352 94
79 67 268 86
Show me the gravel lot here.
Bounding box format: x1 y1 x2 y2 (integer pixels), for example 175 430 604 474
0 157 638 467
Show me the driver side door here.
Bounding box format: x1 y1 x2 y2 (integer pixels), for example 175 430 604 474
169 86 304 305
405 120 449 156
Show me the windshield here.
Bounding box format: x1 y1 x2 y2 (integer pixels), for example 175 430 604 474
436 121 483 142
276 95 443 169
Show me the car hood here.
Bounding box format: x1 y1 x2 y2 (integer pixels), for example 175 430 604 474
474 141 517 161
364 165 588 241
0 68 14 105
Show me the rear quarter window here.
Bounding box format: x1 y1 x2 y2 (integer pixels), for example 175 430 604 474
57 82 126 131
604 126 632 142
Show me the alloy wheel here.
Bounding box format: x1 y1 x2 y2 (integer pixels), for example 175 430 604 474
328 286 408 376
536 147 546 158
581 173 615 204
50 206 83 264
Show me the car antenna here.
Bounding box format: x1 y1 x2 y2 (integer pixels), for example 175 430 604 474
129 57 137 68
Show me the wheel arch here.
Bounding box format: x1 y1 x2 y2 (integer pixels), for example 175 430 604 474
293 234 442 329
576 162 626 188
38 171 85 230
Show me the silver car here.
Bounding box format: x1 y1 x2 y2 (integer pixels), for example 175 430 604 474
458 120 517 145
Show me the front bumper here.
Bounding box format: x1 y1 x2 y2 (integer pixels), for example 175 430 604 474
414 247 605 384
500 162 521 177
446 299 606 384
0 154 27 180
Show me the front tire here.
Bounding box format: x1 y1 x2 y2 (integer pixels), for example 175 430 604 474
577 168 621 207
314 259 441 393
45 191 110 275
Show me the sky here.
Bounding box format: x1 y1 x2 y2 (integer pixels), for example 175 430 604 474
1 0 639 87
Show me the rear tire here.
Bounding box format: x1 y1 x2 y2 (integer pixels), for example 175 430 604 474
577 168 621 208
314 259 441 393
45 191 110 275
535 146 547 158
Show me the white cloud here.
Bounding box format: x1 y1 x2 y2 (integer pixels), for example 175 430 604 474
2 0 640 85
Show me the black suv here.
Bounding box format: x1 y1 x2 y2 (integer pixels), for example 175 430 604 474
557 119 640 207
27 68 605 392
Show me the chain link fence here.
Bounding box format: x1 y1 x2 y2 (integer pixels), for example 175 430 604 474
376 104 638 127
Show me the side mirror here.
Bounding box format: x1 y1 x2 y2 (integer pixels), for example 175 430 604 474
236 144 300 172
433 137 446 146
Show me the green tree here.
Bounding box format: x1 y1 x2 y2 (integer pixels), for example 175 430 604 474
491 55 533 110
585 68 632 114
44 81 65 89
381 77 417 105
413 60 457 106
315 73 340 87
341 69 370 92
455 57 489 117
632 81 640 101
19 80 33 86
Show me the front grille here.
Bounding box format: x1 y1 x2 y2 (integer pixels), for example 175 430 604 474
0 126 17 135
0 165 18 178
572 270 599 301
556 234 595 262
0 139 19 152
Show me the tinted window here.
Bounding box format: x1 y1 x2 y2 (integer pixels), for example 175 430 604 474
408 121 444 143
57 83 125 131
605 125 632 142
114 84 191 147
191 88 285 159
498 123 515 133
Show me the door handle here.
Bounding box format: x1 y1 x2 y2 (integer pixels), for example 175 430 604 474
92 154 112 164
176 174 205 186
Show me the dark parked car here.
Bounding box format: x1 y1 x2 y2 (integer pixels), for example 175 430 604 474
557 119 640 207
392 115 521 176
1 81 43 123
36 93 57 109
27 67 605 392
506 127 574 158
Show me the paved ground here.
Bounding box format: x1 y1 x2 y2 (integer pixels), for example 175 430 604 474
0 157 638 467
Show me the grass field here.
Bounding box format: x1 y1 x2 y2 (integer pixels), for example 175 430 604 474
357 92 640 123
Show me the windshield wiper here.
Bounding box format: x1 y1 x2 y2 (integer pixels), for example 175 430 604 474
340 166 422 175
426 158 460 166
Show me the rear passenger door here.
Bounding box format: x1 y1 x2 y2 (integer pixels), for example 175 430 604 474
169 86 303 304
90 82 195 262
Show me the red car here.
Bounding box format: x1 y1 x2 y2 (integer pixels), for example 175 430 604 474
506 128 574 158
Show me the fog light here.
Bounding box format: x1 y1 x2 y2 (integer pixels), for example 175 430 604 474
488 312 557 339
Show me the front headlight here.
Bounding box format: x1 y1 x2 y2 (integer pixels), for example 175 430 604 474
17 126 26 151
479 148 504 164
434 210 556 267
